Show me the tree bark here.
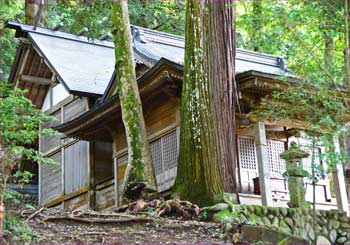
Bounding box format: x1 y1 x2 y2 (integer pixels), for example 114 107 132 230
175 0 237 205
207 0 237 194
110 0 157 197
324 32 334 80
25 0 48 26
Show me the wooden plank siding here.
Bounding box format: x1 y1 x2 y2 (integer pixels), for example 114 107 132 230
39 96 90 207
40 151 62 204
64 141 88 194
41 92 181 209
40 109 61 154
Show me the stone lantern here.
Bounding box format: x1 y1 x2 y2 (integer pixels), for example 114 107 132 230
280 142 310 208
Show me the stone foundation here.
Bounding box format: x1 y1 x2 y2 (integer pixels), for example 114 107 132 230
216 204 350 244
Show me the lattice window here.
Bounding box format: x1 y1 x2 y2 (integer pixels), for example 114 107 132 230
267 140 286 177
162 131 178 171
149 130 179 191
150 139 163 175
301 145 323 177
115 130 178 192
238 136 257 171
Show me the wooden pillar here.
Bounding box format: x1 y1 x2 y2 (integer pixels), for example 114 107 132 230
88 140 95 210
332 136 349 215
254 122 273 206
112 136 120 207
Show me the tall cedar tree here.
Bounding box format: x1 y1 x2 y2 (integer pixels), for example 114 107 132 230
110 0 157 200
175 0 237 205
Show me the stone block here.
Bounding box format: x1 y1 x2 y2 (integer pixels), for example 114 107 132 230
316 236 331 245
240 224 310 245
332 220 340 229
280 207 288 216
329 229 337 243
337 237 347 244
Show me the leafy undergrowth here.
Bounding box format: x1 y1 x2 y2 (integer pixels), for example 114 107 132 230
3 214 43 244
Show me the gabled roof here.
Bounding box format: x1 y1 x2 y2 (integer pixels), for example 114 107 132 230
6 21 294 97
55 58 183 140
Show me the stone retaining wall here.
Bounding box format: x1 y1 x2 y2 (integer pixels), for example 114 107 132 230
218 204 350 244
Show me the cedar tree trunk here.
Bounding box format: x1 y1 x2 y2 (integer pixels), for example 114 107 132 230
175 0 237 205
25 0 48 26
110 0 157 196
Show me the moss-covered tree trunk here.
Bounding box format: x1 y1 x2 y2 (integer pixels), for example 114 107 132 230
25 0 48 26
110 0 157 196
175 0 237 205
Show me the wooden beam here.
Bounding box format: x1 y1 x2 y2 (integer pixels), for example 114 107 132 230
332 136 350 215
88 141 96 210
44 187 88 208
20 75 52 85
254 122 273 206
112 135 120 208
14 47 30 88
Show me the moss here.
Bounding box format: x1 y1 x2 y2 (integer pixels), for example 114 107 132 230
214 208 238 223
110 1 156 190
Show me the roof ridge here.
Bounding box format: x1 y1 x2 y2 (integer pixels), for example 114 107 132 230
6 21 286 64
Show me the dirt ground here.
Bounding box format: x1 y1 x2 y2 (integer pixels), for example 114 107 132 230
28 217 224 244
5 195 226 244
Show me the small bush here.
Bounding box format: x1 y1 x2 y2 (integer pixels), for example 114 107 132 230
3 214 42 244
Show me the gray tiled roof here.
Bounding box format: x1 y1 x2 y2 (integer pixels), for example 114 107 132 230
6 21 294 96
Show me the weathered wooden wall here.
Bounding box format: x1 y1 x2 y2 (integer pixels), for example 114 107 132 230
39 96 90 208
92 94 180 210
64 141 88 194
40 151 62 204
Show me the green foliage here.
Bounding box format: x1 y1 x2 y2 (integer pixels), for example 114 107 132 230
47 0 184 38
0 81 57 164
255 84 348 132
254 82 350 172
128 1 185 35
0 0 24 80
13 171 33 188
3 214 42 244
236 0 345 85
3 189 21 205
0 81 57 197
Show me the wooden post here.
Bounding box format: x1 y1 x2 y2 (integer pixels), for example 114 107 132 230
112 136 120 207
88 141 95 210
254 122 273 206
332 136 350 215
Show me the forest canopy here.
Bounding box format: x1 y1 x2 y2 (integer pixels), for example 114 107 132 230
0 0 348 88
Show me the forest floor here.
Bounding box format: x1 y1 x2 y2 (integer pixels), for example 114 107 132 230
5 195 226 244
28 215 223 244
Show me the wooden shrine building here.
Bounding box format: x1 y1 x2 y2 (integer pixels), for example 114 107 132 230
6 21 350 214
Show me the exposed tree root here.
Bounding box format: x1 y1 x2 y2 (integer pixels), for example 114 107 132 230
114 198 201 220
24 207 45 222
42 215 153 224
